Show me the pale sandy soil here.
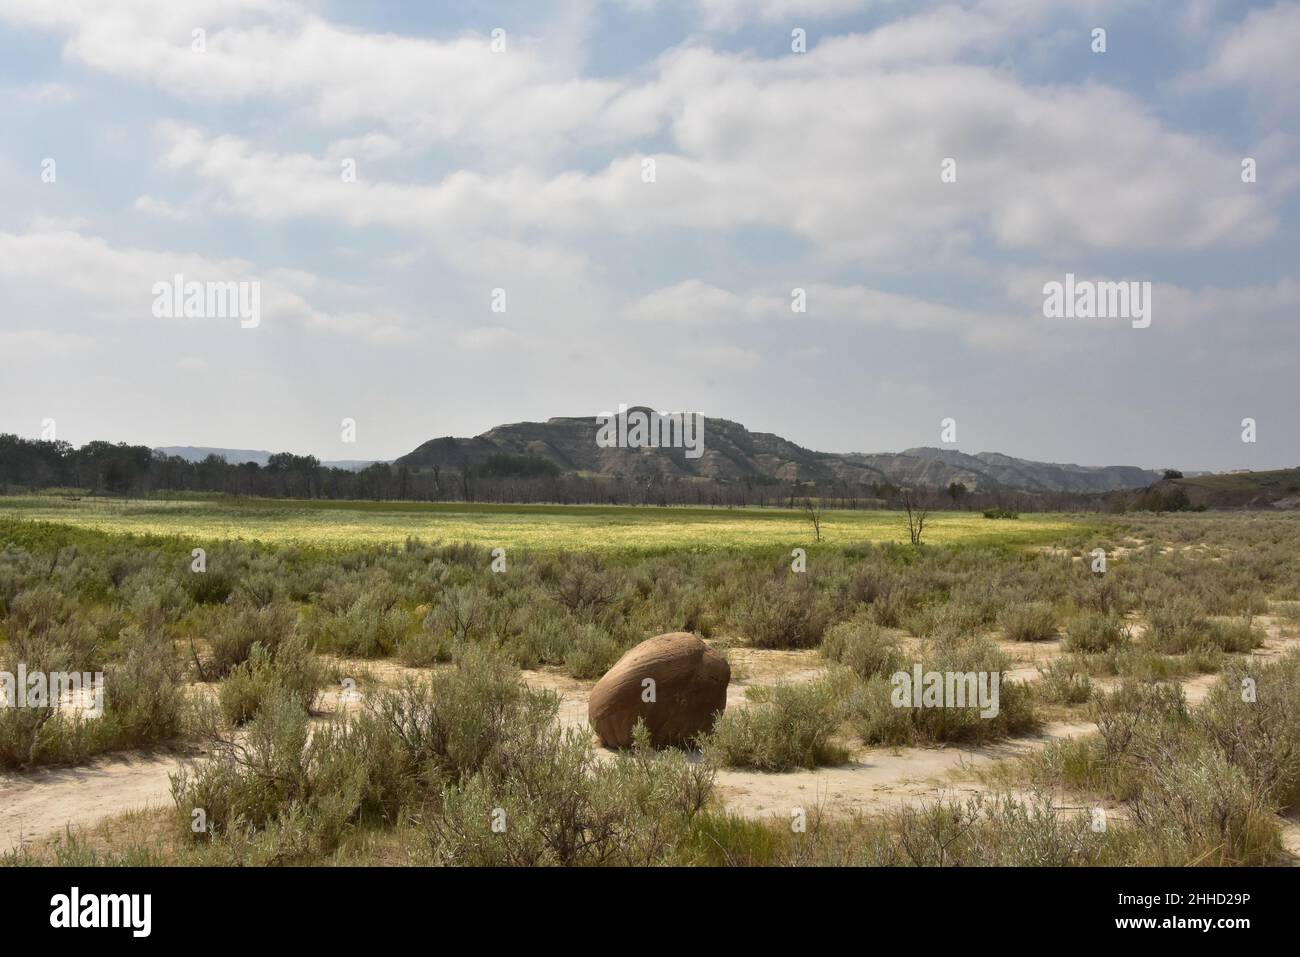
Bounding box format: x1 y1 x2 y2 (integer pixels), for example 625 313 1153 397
519 668 594 733
1280 820 1300 865
1249 614 1300 661
0 751 203 853
3 612 1296 853
998 636 1067 682
1178 673 1219 706
713 720 1096 818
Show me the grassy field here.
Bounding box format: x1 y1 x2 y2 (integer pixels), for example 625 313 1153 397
0 495 1092 552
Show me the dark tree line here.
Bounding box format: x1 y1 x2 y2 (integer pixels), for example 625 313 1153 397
0 433 1119 511
0 435 418 500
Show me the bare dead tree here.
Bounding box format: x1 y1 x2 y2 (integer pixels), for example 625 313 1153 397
901 489 928 546
801 497 823 542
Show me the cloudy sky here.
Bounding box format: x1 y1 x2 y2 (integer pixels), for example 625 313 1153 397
1 0 1296 471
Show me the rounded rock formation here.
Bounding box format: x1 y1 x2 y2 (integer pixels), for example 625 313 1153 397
588 632 730 749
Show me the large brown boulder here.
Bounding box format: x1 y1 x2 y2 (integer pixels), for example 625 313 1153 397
588 632 730 748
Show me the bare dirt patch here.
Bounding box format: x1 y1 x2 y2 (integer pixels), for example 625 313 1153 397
0 751 201 853
998 636 1067 682
715 721 1096 819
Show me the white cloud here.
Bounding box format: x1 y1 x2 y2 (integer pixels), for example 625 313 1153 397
625 280 776 323
6 0 1279 262
455 327 530 351
133 194 193 221
681 341 763 370
154 39 1274 267
0 224 408 343
1 80 77 104
690 0 875 29
0 329 94 358
628 272 1300 356
0 0 653 155
324 133 404 163
1187 1 1300 117
625 278 1031 349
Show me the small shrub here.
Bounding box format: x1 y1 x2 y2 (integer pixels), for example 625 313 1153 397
703 680 848 771
849 638 1038 746
311 592 413 658
1199 651 1300 812
174 647 546 857
869 587 911 628
1129 745 1280 866
734 576 829 649
821 617 901 679
1146 600 1263 654
562 623 623 679
203 601 297 678
1036 658 1093 704
1091 680 1189 765
1063 612 1128 653
1000 602 1058 642
427 722 713 866
219 632 326 725
97 625 187 750
395 626 453 667
983 508 1019 520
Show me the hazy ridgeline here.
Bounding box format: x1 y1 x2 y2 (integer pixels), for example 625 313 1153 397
1 433 1129 511
2 509 1299 866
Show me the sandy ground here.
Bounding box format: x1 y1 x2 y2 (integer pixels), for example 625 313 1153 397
998 636 1067 682
713 720 1096 818
1281 821 1300 865
3 612 1296 852
0 752 202 853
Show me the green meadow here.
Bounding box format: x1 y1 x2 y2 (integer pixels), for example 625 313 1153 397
0 494 1091 553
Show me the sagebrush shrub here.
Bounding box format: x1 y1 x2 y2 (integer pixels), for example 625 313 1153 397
1064 612 1127 653
562 623 623 679
219 632 325 724
999 602 1058 642
734 576 829 649
1146 599 1262 654
311 593 413 658
428 721 713 866
849 638 1037 746
821 616 901 679
1199 651 1300 812
1036 658 1093 704
203 600 297 678
704 680 848 771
